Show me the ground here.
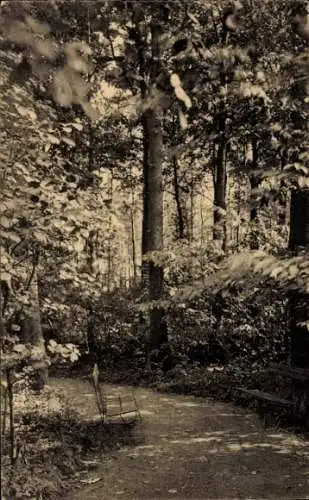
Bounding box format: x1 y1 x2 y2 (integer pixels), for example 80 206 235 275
49 377 309 500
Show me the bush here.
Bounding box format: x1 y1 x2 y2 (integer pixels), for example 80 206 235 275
165 278 289 368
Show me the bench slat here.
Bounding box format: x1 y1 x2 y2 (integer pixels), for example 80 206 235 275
236 387 293 406
268 364 309 382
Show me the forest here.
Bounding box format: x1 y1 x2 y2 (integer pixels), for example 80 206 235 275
1 0 309 498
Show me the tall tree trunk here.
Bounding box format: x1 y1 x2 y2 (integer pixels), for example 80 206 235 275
249 138 260 250
84 113 97 361
235 174 242 248
213 120 227 251
189 171 194 242
130 206 137 281
107 172 114 292
289 190 309 250
128 164 137 280
142 107 166 352
288 189 309 367
172 156 186 239
141 21 167 356
278 187 287 226
21 265 47 391
278 151 288 226
85 231 97 361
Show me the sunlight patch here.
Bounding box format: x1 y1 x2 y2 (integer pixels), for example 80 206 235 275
282 437 308 447
217 413 244 417
169 437 223 445
226 442 283 452
174 402 200 407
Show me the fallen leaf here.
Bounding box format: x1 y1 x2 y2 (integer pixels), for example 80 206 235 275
80 477 102 484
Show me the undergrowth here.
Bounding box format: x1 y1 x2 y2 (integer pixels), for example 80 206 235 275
1 387 141 499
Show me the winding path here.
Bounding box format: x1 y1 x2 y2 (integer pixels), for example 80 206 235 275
50 377 309 499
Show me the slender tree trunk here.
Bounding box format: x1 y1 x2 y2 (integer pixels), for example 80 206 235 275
107 173 114 292
85 111 97 361
236 174 242 247
249 138 260 250
200 197 206 279
213 64 228 252
277 151 288 226
278 187 287 226
172 156 186 239
190 171 194 242
85 230 97 361
130 207 137 280
128 164 138 280
0 281 9 342
21 265 47 391
213 131 227 250
288 189 309 367
86 303 97 362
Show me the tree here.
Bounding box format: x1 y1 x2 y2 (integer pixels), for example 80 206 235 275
0 0 113 382
136 7 167 355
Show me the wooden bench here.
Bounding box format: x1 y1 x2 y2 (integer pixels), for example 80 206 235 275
91 364 141 425
267 363 309 382
235 387 293 408
267 364 309 417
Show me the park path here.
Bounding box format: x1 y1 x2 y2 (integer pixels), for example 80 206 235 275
49 377 309 499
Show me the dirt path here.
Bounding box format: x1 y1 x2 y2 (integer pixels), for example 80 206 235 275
49 377 309 499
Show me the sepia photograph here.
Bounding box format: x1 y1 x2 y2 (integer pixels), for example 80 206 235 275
1 0 309 498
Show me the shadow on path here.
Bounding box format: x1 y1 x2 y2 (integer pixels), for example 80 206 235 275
49 377 309 500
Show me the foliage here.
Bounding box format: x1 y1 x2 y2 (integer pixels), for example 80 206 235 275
1 385 135 499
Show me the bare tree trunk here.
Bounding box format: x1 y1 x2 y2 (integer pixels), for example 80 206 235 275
288 189 309 367
142 106 166 351
84 230 97 361
277 151 288 226
249 138 260 250
21 264 47 391
213 59 229 252
289 190 309 250
200 197 206 279
107 173 114 292
213 129 227 251
172 156 186 239
190 171 194 242
141 21 167 355
235 174 242 247
128 164 138 280
278 188 287 226
130 207 137 281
